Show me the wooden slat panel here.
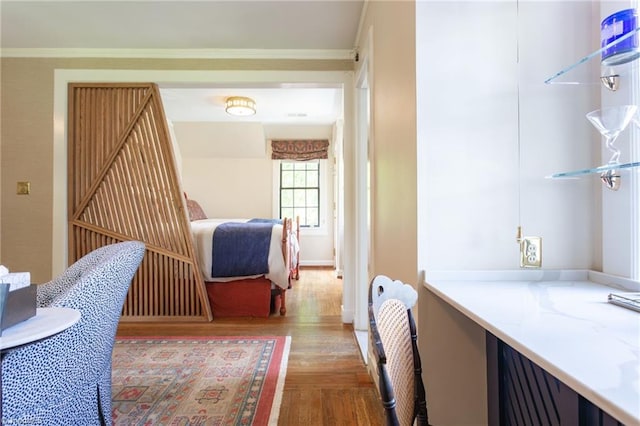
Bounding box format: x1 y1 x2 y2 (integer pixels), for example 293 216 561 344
67 83 212 322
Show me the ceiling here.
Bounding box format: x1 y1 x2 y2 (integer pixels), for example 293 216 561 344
159 85 344 124
0 0 364 51
1 0 364 124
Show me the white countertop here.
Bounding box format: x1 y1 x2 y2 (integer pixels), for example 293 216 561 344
423 270 640 426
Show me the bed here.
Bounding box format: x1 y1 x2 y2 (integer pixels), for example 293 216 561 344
185 196 300 317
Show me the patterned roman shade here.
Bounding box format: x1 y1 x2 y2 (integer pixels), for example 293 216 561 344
271 139 330 161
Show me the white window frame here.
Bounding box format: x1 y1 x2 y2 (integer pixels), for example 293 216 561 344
630 60 639 280
272 159 330 236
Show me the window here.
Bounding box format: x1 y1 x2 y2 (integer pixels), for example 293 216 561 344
279 161 320 227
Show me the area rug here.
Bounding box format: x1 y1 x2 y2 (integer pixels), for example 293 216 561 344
111 336 291 426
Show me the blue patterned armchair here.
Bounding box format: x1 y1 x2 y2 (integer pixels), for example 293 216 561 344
1 241 145 425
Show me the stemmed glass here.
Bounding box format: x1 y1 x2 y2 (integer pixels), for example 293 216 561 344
586 105 637 164
585 105 638 190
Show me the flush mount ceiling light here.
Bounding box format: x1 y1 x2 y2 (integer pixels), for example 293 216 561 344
225 96 256 116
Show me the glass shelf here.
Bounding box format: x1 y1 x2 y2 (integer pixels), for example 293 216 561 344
545 23 639 186
544 27 640 86
548 161 640 179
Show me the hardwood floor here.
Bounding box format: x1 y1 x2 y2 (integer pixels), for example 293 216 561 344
116 267 385 426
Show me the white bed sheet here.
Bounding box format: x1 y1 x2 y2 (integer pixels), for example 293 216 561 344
190 218 292 290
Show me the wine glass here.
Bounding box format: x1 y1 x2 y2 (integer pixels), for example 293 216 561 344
586 105 637 190
586 105 638 165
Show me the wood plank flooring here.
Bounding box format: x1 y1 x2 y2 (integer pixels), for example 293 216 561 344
116 267 385 426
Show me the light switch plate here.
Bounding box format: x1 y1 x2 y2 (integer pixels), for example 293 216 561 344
16 181 31 195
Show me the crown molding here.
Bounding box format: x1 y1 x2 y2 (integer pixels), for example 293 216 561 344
0 47 355 60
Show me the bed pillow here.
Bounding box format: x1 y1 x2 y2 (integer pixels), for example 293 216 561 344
186 198 208 221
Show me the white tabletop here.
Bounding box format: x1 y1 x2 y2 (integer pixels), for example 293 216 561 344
423 270 640 426
0 307 81 350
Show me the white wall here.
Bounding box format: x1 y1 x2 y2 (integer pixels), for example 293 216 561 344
416 1 600 424
418 1 599 273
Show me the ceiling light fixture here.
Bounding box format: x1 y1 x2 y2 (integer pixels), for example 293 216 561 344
225 96 256 116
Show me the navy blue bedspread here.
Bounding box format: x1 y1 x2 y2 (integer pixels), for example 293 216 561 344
211 220 276 278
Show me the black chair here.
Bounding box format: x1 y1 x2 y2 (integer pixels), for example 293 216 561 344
369 275 429 426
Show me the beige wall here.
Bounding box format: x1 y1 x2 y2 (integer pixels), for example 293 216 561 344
357 0 418 408
0 57 351 282
359 1 418 293
182 157 274 218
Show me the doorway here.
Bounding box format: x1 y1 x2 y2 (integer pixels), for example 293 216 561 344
52 69 357 321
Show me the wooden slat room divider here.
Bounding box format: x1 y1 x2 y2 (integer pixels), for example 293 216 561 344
67 83 212 321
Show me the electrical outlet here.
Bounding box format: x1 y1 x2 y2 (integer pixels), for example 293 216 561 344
520 237 542 268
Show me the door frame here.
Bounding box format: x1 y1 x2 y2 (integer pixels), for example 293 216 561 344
52 69 357 321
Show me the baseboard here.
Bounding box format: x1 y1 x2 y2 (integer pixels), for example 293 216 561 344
354 330 368 365
341 305 354 324
299 260 334 267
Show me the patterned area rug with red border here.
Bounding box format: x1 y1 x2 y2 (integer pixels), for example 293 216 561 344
111 336 291 425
